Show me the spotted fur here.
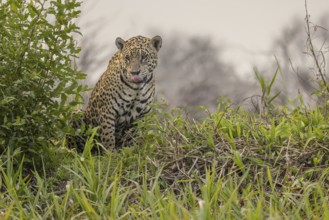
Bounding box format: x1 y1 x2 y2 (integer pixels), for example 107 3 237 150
69 35 162 150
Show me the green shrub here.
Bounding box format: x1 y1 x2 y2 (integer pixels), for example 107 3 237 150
0 0 88 160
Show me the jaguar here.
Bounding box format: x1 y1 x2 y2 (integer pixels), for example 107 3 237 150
68 35 162 150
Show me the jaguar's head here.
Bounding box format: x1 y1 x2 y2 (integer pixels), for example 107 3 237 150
116 35 162 84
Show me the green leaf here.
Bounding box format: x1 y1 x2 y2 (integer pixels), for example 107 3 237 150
268 91 281 105
267 66 279 96
0 97 15 105
255 69 266 92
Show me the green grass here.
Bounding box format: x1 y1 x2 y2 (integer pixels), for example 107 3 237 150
1 100 329 219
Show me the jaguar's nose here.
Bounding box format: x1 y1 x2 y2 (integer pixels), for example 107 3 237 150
131 71 141 75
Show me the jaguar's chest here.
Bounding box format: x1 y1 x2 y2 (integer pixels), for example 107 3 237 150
117 86 154 126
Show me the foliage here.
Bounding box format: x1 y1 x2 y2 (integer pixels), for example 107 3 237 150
0 0 88 161
1 98 329 218
253 66 282 115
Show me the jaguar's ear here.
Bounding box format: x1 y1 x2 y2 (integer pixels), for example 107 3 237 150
115 37 125 51
151 36 162 52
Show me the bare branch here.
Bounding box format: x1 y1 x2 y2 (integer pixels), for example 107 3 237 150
304 0 329 93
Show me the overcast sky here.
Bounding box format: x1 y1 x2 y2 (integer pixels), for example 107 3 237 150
79 0 329 77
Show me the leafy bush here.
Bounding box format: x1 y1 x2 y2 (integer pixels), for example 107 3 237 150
0 0 88 160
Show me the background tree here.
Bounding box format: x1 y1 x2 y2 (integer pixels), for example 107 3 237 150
155 34 256 111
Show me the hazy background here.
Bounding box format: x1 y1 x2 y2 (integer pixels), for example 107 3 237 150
76 0 329 111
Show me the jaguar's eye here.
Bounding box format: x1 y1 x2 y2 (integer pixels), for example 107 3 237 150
125 55 130 63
